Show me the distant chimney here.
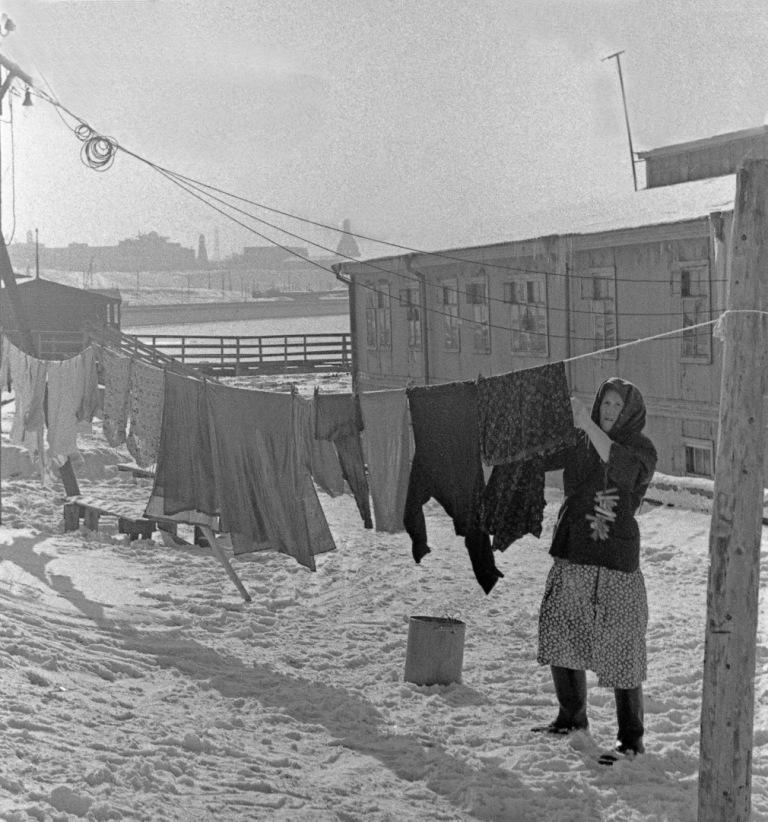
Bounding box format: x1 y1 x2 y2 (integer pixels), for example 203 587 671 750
197 233 209 264
336 219 360 259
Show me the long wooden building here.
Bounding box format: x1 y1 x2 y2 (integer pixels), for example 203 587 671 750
333 127 768 480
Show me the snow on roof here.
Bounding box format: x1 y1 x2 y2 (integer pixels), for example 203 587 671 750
345 174 737 268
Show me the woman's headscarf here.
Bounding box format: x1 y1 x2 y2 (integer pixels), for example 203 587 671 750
590 377 647 442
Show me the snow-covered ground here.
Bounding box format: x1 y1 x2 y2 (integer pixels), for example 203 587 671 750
1 375 767 821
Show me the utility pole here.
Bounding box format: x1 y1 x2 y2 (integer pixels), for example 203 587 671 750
602 50 638 191
698 159 768 821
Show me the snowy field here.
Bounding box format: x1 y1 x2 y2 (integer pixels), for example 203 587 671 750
1 374 767 821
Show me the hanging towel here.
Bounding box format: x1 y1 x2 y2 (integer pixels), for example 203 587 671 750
206 382 335 569
477 361 577 465
99 347 132 447
46 348 93 466
359 388 413 533
314 390 373 529
145 372 218 527
126 360 165 467
6 341 46 449
403 381 503 595
293 392 345 497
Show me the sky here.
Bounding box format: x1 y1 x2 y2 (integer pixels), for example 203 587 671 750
1 0 768 261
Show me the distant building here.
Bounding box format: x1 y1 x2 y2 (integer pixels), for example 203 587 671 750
0 277 121 358
197 234 209 265
8 231 196 273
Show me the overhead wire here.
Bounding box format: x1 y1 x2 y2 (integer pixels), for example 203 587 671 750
29 87 725 347
31 86 728 285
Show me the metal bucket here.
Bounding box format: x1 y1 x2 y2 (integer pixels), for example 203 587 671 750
403 615 466 686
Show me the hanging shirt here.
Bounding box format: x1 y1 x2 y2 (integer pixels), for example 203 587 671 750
126 359 165 467
99 346 132 447
359 388 413 533
293 392 345 498
476 361 578 465
46 348 94 466
77 349 101 424
6 340 46 449
403 381 503 595
206 382 335 569
314 390 373 529
145 371 218 527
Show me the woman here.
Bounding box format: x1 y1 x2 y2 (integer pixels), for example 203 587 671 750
533 377 657 765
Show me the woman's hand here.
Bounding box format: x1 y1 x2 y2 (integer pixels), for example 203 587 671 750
570 396 590 431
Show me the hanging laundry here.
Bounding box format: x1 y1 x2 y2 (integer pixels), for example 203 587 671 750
359 388 413 533
477 361 577 466
293 391 345 497
206 382 335 569
314 390 373 529
0 334 9 392
6 340 46 449
145 371 218 528
77 350 101 424
478 459 547 551
98 346 132 447
46 348 94 466
403 381 503 595
126 360 165 467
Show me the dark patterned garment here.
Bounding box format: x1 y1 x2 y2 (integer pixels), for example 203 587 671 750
537 559 648 688
314 390 373 529
477 361 578 466
403 381 503 595
479 459 546 552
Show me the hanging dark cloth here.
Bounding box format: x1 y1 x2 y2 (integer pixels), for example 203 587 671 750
206 382 336 569
477 361 578 465
475 361 578 552
145 371 218 526
314 390 373 529
479 459 546 551
403 381 503 595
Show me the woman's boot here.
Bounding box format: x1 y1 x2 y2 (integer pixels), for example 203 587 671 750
532 666 588 734
614 685 644 754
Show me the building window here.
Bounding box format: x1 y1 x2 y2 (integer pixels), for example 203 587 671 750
504 277 548 356
678 264 711 362
376 280 392 348
442 279 460 351
365 285 377 349
684 438 714 478
581 267 617 358
466 271 490 354
399 287 422 348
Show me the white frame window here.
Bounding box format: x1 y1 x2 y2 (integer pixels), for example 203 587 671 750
676 262 712 363
466 271 491 354
364 284 377 350
684 437 714 478
441 279 460 351
580 267 618 358
504 277 548 356
376 280 392 349
399 287 422 349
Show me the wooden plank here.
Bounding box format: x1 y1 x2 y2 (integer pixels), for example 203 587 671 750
198 525 252 603
698 159 768 822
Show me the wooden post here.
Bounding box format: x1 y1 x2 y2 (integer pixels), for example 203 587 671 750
698 160 768 821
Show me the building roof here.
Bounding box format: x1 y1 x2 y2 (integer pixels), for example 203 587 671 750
636 125 768 160
340 174 737 270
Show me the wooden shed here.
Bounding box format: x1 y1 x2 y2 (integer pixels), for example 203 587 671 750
332 128 768 482
0 277 121 358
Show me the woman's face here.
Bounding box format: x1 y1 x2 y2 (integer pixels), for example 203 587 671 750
599 389 624 433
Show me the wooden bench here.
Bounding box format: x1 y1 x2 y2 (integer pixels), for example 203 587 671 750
116 463 156 481
63 496 177 541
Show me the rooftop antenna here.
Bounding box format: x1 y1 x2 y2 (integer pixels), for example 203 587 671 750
602 50 638 191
